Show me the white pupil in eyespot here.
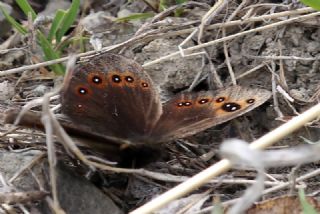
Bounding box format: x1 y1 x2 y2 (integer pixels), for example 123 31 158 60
93 77 100 83
79 89 86 94
126 76 133 82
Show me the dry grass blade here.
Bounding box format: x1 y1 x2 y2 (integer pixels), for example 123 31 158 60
0 191 48 204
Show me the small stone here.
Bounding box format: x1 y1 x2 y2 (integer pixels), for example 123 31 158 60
0 81 15 101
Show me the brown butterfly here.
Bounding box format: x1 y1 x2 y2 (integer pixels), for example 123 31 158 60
60 53 271 147
5 53 271 165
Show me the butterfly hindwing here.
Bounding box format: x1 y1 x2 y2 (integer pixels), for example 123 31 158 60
60 53 162 143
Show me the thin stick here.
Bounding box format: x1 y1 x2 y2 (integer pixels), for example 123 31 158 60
221 0 248 86
263 168 320 195
245 54 320 61
130 103 320 214
235 63 266 79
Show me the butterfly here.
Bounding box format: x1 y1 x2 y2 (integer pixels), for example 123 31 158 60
60 53 271 149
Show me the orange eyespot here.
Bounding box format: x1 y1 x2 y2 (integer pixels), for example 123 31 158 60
78 87 87 95
125 76 134 83
184 102 192 106
216 97 225 103
112 75 121 83
74 103 87 113
198 98 210 104
222 102 241 112
141 82 148 88
75 85 92 97
92 75 102 84
176 101 192 107
87 72 106 88
247 98 255 104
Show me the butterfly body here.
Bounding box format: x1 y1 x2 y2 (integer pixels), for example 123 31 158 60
60 53 271 149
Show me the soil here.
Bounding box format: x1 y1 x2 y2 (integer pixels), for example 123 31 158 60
0 1 319 213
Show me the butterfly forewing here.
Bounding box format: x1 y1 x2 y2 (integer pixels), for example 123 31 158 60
149 91 214 141
60 54 162 143
150 86 271 142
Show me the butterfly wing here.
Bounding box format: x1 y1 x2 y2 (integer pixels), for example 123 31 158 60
150 86 271 142
60 53 162 144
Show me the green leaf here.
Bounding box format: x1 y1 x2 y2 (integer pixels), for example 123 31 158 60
159 0 167 11
37 31 65 74
61 36 89 52
116 12 154 22
47 9 66 42
56 0 80 42
174 8 184 17
176 0 187 4
300 0 320 11
0 4 27 34
16 0 37 20
78 34 86 53
298 189 317 214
